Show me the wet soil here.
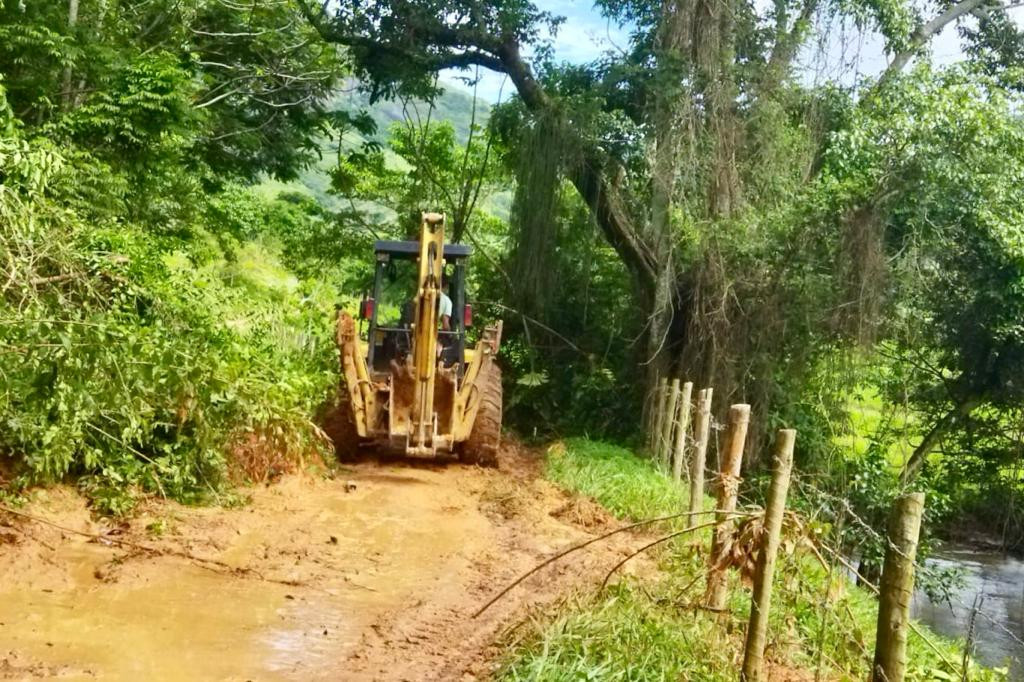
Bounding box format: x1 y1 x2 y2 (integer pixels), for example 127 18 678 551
0 445 647 681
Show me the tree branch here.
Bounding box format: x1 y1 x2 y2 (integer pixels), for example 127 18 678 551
433 51 505 74
299 1 655 294
881 0 993 84
569 160 658 293
899 397 981 484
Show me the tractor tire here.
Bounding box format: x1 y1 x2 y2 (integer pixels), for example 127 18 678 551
320 390 361 462
460 363 502 468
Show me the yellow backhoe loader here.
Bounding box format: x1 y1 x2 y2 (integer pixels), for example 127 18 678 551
326 212 503 465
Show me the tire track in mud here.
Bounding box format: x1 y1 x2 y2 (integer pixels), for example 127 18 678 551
339 448 643 681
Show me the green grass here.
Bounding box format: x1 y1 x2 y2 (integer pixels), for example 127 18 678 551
545 438 691 520
500 575 735 681
498 439 1006 682
835 386 916 469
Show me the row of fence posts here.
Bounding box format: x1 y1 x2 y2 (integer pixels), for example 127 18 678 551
646 378 926 682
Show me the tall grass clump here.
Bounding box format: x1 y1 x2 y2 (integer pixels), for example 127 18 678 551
545 438 689 520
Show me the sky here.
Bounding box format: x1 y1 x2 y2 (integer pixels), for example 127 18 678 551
439 0 631 103
439 0 1024 105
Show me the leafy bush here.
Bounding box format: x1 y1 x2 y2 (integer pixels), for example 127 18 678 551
0 94 337 513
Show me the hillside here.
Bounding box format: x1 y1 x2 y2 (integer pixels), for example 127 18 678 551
330 81 491 145
260 82 492 211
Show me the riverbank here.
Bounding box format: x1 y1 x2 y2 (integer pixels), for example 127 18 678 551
496 440 997 680
941 512 1024 559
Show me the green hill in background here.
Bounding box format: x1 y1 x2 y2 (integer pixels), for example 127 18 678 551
257 82 491 212
330 81 491 145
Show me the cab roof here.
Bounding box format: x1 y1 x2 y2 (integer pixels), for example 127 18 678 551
373 240 472 260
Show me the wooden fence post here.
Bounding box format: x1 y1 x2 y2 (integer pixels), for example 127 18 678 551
704 403 750 611
740 429 796 682
689 387 713 518
672 382 694 482
651 376 668 454
659 378 681 464
871 492 926 682
645 376 658 447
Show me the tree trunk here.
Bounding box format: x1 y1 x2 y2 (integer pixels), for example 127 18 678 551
643 0 690 385
693 0 741 218
900 399 979 484
62 0 80 109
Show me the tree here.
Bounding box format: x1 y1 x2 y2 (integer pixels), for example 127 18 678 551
0 0 343 184
333 118 504 242
0 4 348 509
299 0 1024 420
820 67 1024 483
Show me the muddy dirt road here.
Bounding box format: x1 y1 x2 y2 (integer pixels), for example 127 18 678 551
0 447 641 681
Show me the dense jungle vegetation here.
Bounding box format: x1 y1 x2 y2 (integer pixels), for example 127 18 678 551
2 0 1024 588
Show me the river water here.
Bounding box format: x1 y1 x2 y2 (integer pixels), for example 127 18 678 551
911 546 1024 679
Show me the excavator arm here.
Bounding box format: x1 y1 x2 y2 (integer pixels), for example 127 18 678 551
408 212 446 454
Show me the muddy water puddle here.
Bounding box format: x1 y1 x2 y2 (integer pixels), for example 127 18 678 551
0 467 495 680
0 546 365 680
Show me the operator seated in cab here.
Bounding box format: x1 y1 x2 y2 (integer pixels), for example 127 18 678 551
437 273 462 366
395 271 455 364
398 272 451 331
438 273 452 331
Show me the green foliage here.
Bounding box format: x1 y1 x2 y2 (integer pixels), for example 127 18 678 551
0 0 343 184
499 575 735 682
500 556 994 681
308 0 562 102
835 0 915 52
332 116 505 242
0 0 363 512
812 66 1024 540
0 89 339 511
488 187 640 440
823 68 1024 411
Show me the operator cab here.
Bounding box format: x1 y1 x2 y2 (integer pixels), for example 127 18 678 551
358 239 473 376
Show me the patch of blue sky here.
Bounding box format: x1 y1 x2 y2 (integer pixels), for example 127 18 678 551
440 0 1024 104
440 0 631 102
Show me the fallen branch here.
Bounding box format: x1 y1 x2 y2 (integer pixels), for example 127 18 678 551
600 516 743 590
473 508 755 618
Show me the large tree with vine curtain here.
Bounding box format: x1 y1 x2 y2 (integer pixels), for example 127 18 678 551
299 0 1024 467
